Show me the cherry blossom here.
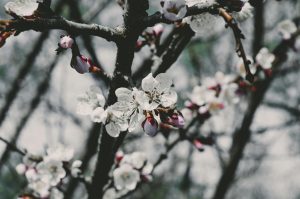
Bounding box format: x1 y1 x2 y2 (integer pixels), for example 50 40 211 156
113 164 140 191
5 0 39 18
36 159 66 186
115 87 144 132
276 19 297 39
184 0 218 36
236 56 256 78
161 0 187 21
71 160 83 177
120 152 147 169
137 73 177 110
45 144 74 162
76 86 105 116
232 2 254 21
255 47 275 69
15 163 27 175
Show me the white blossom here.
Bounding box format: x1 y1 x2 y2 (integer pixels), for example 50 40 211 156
50 188 64 199
236 56 256 78
71 160 82 177
5 0 39 17
219 83 240 105
255 47 275 69
113 164 140 191
232 2 254 21
180 108 194 123
162 0 187 21
28 179 51 198
121 152 147 169
103 105 129 138
76 86 105 116
190 85 216 106
15 163 26 175
36 159 66 186
137 73 177 110
184 0 219 36
103 188 118 199
45 144 74 162
115 87 144 132
276 19 297 39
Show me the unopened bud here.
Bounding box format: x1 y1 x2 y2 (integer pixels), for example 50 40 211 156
71 55 91 74
115 151 124 164
193 139 205 152
169 113 185 128
142 116 158 137
152 24 164 37
59 35 74 49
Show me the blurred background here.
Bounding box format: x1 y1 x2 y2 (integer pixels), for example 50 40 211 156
0 0 300 198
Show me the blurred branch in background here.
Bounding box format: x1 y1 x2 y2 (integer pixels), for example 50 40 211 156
211 28 300 199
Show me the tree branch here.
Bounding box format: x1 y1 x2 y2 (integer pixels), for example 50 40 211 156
0 17 122 43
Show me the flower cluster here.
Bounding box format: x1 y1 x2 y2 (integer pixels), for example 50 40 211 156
103 151 153 199
16 145 82 198
183 71 240 121
77 73 183 137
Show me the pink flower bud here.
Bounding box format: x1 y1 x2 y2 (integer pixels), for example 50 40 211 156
115 151 124 164
169 113 185 128
193 139 205 152
71 55 91 74
152 24 164 37
142 116 158 137
135 40 146 52
59 36 74 49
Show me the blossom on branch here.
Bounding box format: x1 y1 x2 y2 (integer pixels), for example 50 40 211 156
276 19 297 40
77 73 181 137
16 145 82 198
161 0 187 21
109 152 153 195
255 47 275 70
5 0 39 18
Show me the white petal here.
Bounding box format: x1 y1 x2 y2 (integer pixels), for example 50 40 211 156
91 107 105 123
155 73 172 93
128 112 143 132
5 0 39 17
105 122 121 137
161 90 178 107
141 73 156 92
115 88 132 102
